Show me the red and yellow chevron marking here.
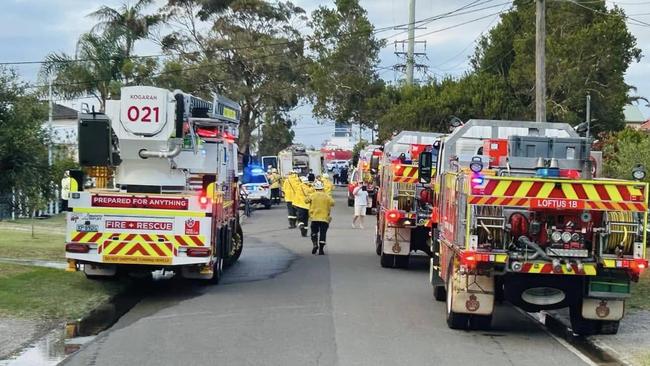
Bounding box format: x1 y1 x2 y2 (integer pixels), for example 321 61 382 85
71 231 206 260
392 164 419 183
518 262 597 275
470 178 647 211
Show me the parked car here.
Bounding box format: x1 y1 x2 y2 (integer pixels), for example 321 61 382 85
327 159 349 171
241 172 272 209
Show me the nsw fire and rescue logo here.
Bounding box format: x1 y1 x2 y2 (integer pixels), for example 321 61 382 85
185 219 200 235
596 300 610 318
465 294 480 312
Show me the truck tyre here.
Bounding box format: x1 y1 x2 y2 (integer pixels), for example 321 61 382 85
224 224 243 267
380 253 395 268
569 303 599 336
433 285 446 302
375 232 382 256
569 301 620 335
394 255 409 268
209 258 223 284
446 266 470 330
469 315 492 330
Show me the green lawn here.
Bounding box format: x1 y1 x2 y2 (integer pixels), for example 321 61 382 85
0 263 126 320
629 271 650 311
0 229 65 261
0 215 128 322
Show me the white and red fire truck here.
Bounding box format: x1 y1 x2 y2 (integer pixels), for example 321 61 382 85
427 119 648 334
64 86 242 283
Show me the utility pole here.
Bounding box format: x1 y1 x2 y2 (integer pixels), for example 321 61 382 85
535 0 546 122
393 0 427 85
48 77 53 166
406 0 416 85
586 94 591 142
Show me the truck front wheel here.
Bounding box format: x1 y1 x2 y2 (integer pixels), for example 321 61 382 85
224 224 243 267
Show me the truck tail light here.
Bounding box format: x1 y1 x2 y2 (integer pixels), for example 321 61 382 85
631 258 648 275
187 247 211 257
385 209 402 224
66 243 90 253
460 251 491 270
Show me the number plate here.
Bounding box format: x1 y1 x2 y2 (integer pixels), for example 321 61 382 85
76 224 99 232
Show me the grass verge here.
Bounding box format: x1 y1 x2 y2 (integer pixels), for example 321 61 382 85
0 229 65 261
0 263 126 320
629 271 650 311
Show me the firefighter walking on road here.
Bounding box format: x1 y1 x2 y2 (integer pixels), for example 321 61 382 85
307 181 335 255
283 171 298 229
292 176 314 237
268 168 281 205
319 173 334 196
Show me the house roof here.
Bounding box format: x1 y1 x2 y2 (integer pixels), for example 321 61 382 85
639 119 650 131
624 104 646 123
53 104 78 120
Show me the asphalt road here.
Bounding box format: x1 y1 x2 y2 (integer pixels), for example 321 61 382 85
64 188 588 366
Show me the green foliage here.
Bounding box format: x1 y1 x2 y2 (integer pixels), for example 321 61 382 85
41 1 159 110
351 140 369 166
602 128 650 181
259 117 294 156
308 0 385 128
375 0 640 138
0 68 50 216
472 0 641 133
161 0 309 154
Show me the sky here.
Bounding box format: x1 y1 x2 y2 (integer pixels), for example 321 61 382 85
1 0 650 147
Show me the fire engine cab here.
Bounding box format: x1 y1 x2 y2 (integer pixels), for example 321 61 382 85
65 86 243 283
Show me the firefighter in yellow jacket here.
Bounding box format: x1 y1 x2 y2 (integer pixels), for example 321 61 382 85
319 173 334 196
306 181 335 255
292 176 314 237
283 171 298 228
268 168 281 205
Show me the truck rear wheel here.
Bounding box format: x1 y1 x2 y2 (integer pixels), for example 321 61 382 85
446 267 470 330
208 258 223 284
569 301 620 335
224 224 243 267
433 285 446 302
375 230 382 256
380 253 409 268
469 315 492 330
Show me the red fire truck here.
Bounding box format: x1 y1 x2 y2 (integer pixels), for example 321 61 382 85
427 119 648 334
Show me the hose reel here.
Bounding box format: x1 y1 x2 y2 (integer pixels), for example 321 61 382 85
603 211 639 254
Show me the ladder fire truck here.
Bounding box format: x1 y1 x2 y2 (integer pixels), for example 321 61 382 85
375 131 443 268
426 119 648 334
64 86 243 283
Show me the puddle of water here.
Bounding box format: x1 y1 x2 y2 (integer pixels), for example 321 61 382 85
0 329 67 366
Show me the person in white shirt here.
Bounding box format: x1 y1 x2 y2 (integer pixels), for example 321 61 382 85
352 184 369 229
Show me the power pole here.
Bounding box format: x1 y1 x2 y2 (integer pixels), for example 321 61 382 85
393 0 427 85
406 0 416 85
535 0 546 122
48 77 53 166
586 94 591 142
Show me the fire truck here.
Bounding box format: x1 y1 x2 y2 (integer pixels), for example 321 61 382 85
426 119 648 334
64 86 243 283
277 145 324 177
375 131 443 268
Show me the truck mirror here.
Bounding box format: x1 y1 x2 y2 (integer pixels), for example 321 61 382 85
370 155 380 172
418 151 433 184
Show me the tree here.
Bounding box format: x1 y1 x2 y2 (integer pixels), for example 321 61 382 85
308 0 385 129
41 32 125 112
258 117 294 156
161 0 309 155
601 129 650 182
88 0 161 59
0 68 50 219
472 0 641 133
